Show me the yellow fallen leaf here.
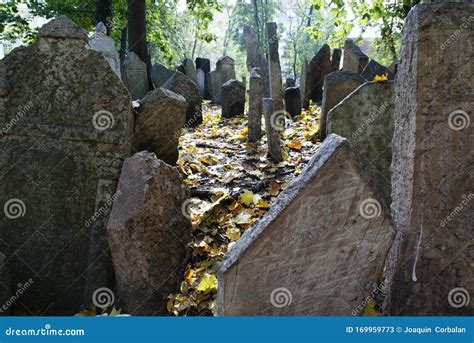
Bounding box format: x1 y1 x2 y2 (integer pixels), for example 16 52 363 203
362 298 382 316
225 227 241 241
373 73 388 82
239 190 254 206
257 199 270 209
287 139 303 150
197 274 217 293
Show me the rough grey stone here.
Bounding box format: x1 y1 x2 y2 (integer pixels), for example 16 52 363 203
267 22 284 112
221 79 245 119
163 71 202 127
196 69 205 97
0 16 133 315
303 44 331 108
195 58 210 72
384 2 474 316
151 62 174 88
210 56 236 104
218 134 394 315
248 68 263 142
320 71 366 140
285 78 296 88
196 58 212 99
107 151 191 315
361 60 394 81
343 39 369 74
263 98 282 163
182 58 197 84
89 23 121 79
330 48 342 72
244 26 270 97
327 81 395 207
121 51 150 100
132 88 186 165
284 87 301 118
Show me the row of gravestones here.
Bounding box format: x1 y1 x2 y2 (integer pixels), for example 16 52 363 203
218 2 473 316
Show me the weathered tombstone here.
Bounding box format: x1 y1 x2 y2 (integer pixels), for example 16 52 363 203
107 151 191 315
0 16 133 314
285 78 296 88
299 60 308 104
121 51 150 100
361 60 394 81
163 71 202 127
217 134 394 315
327 81 395 207
303 44 331 108
243 25 270 97
284 87 302 118
89 22 121 78
248 68 264 142
384 2 474 316
196 58 212 100
330 48 342 72
196 68 206 97
176 64 185 74
0 252 11 315
209 56 236 104
132 88 186 165
263 98 282 163
319 71 366 140
267 22 284 112
343 39 369 74
221 79 245 119
151 62 174 88
182 58 197 84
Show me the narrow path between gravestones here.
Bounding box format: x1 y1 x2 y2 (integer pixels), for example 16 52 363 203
166 101 321 316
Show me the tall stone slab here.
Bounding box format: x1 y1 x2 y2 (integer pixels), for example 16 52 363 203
107 151 191 315
343 39 369 74
330 48 342 72
221 79 245 119
0 16 133 315
384 3 474 316
299 60 308 104
196 58 212 99
121 51 150 100
267 22 284 112
284 87 301 118
243 25 270 97
196 68 206 97
319 71 366 140
210 56 236 104
327 81 395 207
361 60 394 81
248 68 263 142
151 62 174 88
89 22 121 79
182 58 197 84
217 134 394 315
303 44 331 108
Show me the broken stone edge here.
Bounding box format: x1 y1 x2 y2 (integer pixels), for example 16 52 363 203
219 134 352 275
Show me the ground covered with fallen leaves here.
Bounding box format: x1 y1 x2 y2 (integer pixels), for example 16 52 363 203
166 101 322 316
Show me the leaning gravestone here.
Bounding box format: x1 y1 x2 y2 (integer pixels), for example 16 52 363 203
243 26 270 97
196 69 206 97
196 57 212 99
330 48 342 72
343 39 369 74
361 60 394 81
248 68 263 142
221 79 245 119
218 134 394 315
303 44 331 108
284 87 302 118
267 22 284 112
107 151 191 315
384 2 473 316
210 56 236 104
319 71 366 140
151 62 175 88
163 71 202 127
182 58 197 84
327 81 395 207
121 51 150 100
0 16 133 315
299 60 308 104
89 22 121 79
133 88 186 165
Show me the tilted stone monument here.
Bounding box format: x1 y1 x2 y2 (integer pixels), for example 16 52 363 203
343 39 369 74
319 71 366 140
361 60 394 81
196 57 212 100
217 134 394 315
248 68 263 142
384 2 474 316
243 25 270 97
121 51 150 100
0 16 133 314
330 48 342 72
303 44 331 108
263 99 282 163
267 22 284 112
221 79 245 119
327 81 395 207
89 22 121 79
183 58 197 84
284 87 301 118
132 88 186 165
210 56 236 104
151 62 175 88
107 151 191 315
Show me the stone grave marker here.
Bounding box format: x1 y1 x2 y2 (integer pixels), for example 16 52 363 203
151 62 175 88
248 68 263 142
302 44 331 108
330 48 342 72
221 79 245 119
284 87 302 118
121 51 150 100
361 60 394 81
89 22 121 78
343 39 369 74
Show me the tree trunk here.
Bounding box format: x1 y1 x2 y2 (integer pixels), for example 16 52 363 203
95 0 113 33
128 0 148 65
